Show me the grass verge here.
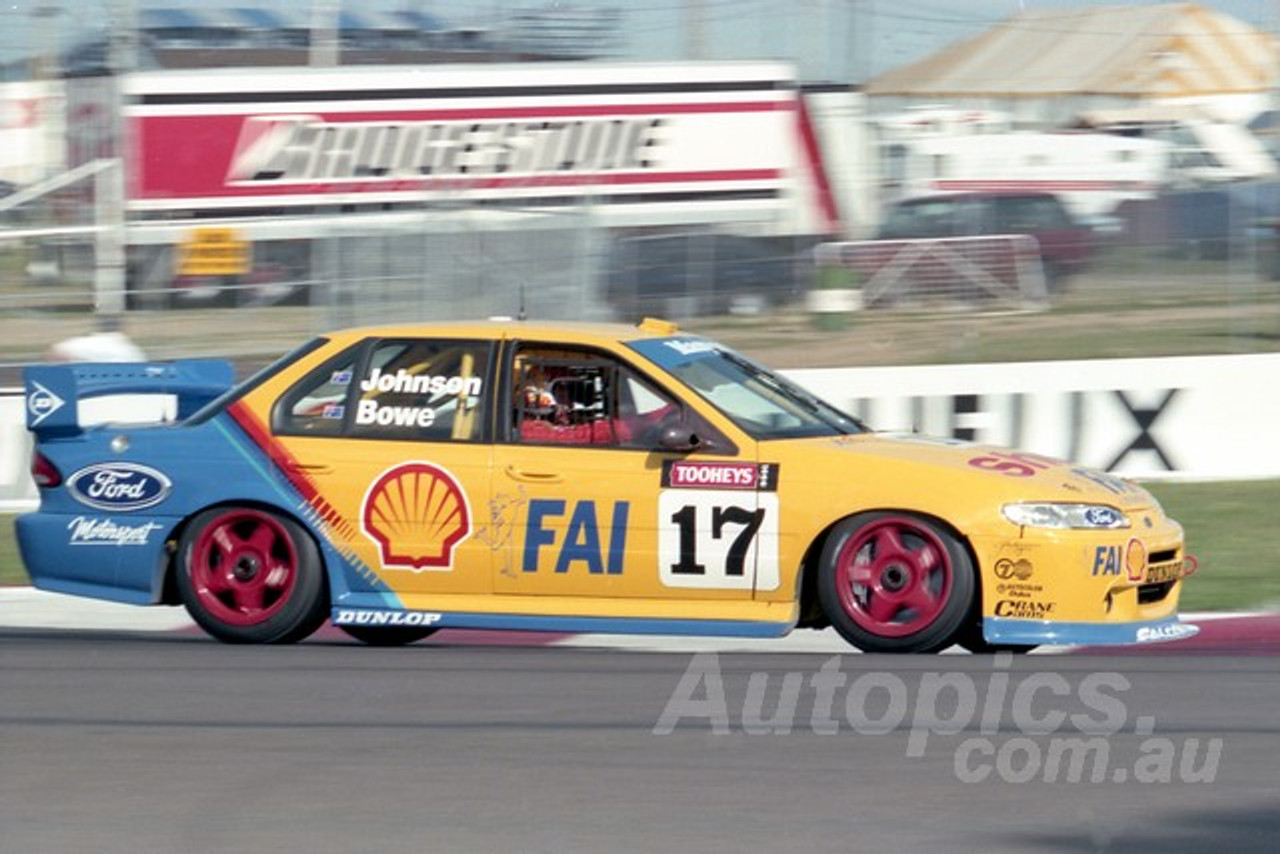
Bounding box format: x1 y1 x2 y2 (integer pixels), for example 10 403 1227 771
2 480 1276 613
1143 479 1280 612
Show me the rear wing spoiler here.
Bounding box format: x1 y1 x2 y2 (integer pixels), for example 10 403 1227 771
23 360 236 438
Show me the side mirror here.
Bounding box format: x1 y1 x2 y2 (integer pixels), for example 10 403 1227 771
659 423 702 452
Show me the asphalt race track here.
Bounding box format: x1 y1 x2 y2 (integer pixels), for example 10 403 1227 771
2 618 1279 853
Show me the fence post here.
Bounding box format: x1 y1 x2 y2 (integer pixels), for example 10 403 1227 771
808 253 862 331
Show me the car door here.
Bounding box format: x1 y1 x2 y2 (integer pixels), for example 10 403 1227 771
490 341 762 601
270 336 496 597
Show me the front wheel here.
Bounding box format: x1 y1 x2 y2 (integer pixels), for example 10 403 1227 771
176 506 329 644
817 512 975 653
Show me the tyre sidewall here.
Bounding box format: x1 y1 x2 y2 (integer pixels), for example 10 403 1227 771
337 625 440 647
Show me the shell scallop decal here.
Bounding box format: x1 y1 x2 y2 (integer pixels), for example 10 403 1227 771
1125 537 1147 583
361 462 472 572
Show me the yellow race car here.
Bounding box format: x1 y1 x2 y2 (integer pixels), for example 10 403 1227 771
17 318 1196 651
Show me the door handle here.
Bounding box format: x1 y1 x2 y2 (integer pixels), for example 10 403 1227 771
504 465 563 484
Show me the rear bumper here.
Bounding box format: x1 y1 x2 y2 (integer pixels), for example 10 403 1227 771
16 511 174 604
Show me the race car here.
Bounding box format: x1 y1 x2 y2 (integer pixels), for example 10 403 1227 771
16 318 1198 651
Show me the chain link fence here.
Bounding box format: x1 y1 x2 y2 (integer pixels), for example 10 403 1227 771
4 163 1280 381
315 207 608 330
3 214 1280 380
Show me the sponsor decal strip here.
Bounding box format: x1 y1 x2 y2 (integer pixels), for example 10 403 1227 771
984 616 1199 646
334 608 443 627
661 460 779 491
522 499 630 576
220 404 384 590
225 401 356 544
67 516 164 547
332 608 793 637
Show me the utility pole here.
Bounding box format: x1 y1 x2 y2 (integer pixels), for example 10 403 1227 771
96 0 135 319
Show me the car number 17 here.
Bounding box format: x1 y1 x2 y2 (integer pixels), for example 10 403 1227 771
657 492 780 591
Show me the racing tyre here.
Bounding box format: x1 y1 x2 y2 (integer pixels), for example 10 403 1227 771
337 625 439 647
176 507 329 644
817 512 975 653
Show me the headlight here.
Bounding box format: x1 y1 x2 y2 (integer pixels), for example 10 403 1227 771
1002 503 1130 530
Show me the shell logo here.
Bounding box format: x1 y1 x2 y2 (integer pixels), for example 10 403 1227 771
361 462 472 572
1125 538 1147 582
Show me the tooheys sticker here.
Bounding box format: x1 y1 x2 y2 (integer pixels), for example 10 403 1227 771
661 461 779 491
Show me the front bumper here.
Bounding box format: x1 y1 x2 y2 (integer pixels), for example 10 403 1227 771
970 511 1191 646
984 614 1199 646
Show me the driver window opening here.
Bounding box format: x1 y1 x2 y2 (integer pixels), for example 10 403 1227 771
511 347 677 449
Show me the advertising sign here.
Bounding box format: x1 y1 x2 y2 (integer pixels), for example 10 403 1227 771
123 63 827 230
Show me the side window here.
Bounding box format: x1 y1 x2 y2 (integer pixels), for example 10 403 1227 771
511 346 679 449
274 339 491 441
351 340 490 441
277 354 359 436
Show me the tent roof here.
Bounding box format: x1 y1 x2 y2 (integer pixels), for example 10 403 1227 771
867 3 1276 99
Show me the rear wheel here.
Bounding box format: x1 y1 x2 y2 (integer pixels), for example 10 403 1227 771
176 507 328 644
817 512 975 653
337 625 439 647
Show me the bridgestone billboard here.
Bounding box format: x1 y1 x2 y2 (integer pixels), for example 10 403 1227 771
124 62 838 234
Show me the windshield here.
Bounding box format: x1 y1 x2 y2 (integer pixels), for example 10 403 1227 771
627 337 867 440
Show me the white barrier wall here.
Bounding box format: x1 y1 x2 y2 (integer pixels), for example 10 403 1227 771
787 353 1280 481
0 394 35 511
2 353 1278 511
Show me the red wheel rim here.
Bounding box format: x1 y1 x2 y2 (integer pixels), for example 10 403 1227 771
188 510 299 627
833 516 953 638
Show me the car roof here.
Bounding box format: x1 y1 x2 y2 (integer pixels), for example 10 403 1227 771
317 317 686 348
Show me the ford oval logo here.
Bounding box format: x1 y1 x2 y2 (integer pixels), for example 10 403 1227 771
1084 506 1121 527
66 463 173 512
